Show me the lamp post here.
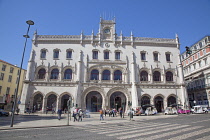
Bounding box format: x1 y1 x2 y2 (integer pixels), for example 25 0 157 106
10 20 34 127
67 97 72 125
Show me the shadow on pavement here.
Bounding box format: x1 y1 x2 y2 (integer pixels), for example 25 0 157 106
0 114 59 127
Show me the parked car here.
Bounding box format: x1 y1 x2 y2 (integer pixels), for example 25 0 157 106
164 107 177 115
178 108 190 114
0 109 9 116
191 106 208 114
145 107 157 115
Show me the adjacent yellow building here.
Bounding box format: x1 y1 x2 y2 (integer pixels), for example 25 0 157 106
0 60 26 111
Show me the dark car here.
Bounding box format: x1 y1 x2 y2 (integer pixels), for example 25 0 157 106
0 109 9 116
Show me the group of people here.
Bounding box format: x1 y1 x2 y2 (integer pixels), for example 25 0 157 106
99 108 124 120
56 108 85 121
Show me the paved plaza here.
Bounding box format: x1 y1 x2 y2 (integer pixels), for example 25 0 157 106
1 113 210 140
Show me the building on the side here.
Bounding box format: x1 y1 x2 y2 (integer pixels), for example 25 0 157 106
19 18 188 113
0 60 26 110
181 36 210 108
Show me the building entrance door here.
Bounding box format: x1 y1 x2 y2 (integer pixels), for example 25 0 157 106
86 91 102 112
110 92 126 111
154 96 163 112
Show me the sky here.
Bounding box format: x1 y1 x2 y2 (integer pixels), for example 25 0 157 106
0 0 210 69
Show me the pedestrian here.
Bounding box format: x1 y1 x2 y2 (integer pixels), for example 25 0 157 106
57 109 62 120
104 109 107 117
16 108 20 115
46 107 49 114
120 108 123 118
78 109 83 122
73 108 78 122
99 109 104 121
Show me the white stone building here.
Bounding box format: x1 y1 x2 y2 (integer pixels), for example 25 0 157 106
181 36 210 108
19 18 188 113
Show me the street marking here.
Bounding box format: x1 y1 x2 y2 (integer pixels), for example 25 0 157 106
168 128 210 140
118 124 189 139
139 126 203 140
104 123 170 135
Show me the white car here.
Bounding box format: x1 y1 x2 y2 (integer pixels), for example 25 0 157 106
164 107 177 115
191 106 208 114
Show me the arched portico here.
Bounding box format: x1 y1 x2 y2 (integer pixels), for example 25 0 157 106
107 87 130 111
167 94 177 107
82 86 105 111
58 92 73 111
154 94 164 112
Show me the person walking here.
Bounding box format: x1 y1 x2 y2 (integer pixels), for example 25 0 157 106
120 108 123 118
99 109 104 121
73 108 78 122
78 109 83 122
57 109 62 120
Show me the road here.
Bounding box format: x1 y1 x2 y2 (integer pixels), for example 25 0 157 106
0 114 210 140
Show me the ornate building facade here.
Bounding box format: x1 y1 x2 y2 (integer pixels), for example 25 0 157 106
181 36 210 108
19 18 188 113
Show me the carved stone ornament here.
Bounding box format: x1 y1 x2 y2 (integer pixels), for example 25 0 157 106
105 43 110 48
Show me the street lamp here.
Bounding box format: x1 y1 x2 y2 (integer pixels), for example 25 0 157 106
10 20 34 127
193 100 196 106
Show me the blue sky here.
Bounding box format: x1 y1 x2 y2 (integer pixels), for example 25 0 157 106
0 0 210 69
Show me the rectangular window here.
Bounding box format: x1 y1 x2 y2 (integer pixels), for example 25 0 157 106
8 75 12 82
0 86 2 93
14 88 17 95
17 70 20 75
54 50 59 59
10 67 14 73
2 65 6 71
16 77 19 84
41 50 46 59
104 52 109 59
115 52 120 60
166 54 170 62
93 51 98 59
141 52 146 61
66 50 72 59
0 73 4 80
154 53 158 61
6 87 10 95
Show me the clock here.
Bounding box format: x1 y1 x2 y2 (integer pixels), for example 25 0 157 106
104 28 110 34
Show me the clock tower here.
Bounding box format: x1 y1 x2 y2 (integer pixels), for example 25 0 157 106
99 17 116 41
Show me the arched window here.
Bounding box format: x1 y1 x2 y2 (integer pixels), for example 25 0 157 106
91 69 99 80
153 71 161 81
50 69 59 79
114 70 122 80
102 70 110 80
64 69 72 79
140 71 148 81
166 71 173 81
38 68 46 79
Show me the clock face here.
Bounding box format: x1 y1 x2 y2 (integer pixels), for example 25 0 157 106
104 29 110 34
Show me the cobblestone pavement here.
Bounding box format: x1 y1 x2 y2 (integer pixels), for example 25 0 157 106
0 113 210 140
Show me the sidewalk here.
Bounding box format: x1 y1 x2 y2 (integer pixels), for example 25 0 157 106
0 113 178 130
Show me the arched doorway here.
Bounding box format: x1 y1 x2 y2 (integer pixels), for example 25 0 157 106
110 92 126 111
86 91 102 112
61 94 71 111
154 96 164 112
47 94 57 111
167 96 176 107
141 96 150 106
33 93 43 111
